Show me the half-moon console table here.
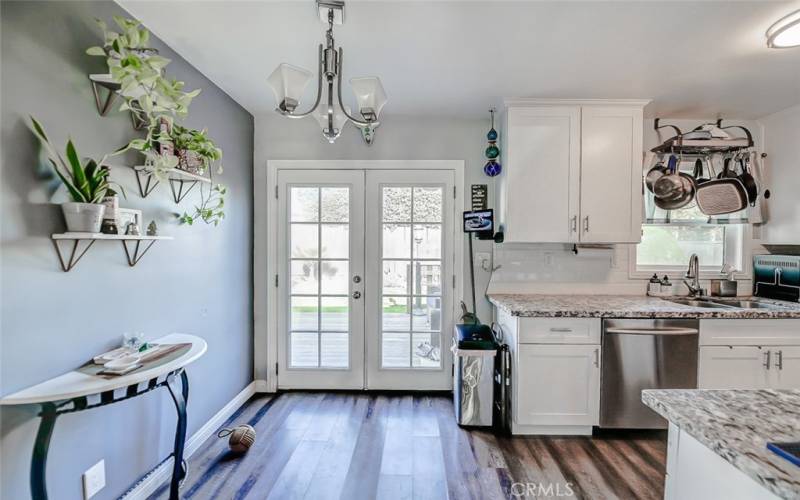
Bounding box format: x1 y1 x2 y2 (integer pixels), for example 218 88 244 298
0 333 207 500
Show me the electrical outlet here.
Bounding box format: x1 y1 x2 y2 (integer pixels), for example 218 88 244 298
83 459 105 500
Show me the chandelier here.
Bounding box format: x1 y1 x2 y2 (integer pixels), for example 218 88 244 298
266 0 387 145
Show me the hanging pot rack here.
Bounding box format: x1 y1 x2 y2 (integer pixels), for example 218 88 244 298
651 118 754 155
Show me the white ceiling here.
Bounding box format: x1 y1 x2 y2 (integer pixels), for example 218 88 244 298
119 1 800 120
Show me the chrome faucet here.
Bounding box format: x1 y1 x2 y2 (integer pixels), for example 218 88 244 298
684 254 706 297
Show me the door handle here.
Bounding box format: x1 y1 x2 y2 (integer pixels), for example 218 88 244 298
583 216 590 233
352 291 362 299
594 348 599 367
776 350 783 370
571 215 577 233
763 350 771 370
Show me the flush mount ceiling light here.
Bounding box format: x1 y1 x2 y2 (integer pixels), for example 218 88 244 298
766 9 800 48
266 0 387 145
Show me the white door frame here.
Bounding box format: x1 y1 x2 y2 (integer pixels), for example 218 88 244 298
257 160 465 392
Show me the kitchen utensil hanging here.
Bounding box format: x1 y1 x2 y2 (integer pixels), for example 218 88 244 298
654 154 695 210
736 151 758 206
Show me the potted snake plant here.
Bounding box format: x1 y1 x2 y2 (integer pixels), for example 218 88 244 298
30 117 118 233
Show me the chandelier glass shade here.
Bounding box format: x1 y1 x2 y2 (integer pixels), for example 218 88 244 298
266 1 387 144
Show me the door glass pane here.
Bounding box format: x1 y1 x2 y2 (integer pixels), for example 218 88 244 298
321 224 349 258
412 298 441 331
287 183 352 369
413 187 442 222
382 333 410 368
291 296 318 331
321 260 349 294
291 332 318 367
383 296 410 331
291 187 319 222
382 261 410 295
383 187 411 222
321 333 349 367
380 184 444 369
383 224 411 258
321 187 349 222
412 333 441 367
412 262 441 296
321 296 348 331
413 224 441 259
290 260 318 294
291 224 318 258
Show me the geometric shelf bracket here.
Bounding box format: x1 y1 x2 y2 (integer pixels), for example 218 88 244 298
169 178 199 204
51 239 96 272
134 168 160 199
129 102 148 131
121 239 158 267
89 74 120 116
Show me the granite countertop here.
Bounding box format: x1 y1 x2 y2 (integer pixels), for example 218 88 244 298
488 294 800 319
642 389 800 499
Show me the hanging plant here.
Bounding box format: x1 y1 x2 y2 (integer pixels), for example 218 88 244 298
179 184 227 226
87 17 201 179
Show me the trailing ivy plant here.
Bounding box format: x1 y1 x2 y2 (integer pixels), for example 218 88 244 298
87 17 200 178
179 184 227 226
171 124 223 174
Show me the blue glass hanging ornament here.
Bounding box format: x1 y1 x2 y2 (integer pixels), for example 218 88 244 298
483 108 502 177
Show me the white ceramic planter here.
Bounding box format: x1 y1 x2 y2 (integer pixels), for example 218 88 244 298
61 202 105 233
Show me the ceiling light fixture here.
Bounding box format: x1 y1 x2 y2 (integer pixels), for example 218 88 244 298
266 0 387 145
766 9 800 48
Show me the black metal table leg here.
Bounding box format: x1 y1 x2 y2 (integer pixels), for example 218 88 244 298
31 403 58 500
166 370 189 500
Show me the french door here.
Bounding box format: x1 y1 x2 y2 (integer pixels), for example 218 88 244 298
277 169 455 390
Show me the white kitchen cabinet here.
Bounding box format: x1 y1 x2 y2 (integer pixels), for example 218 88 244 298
499 105 580 243
698 319 800 389
498 99 648 244
771 346 800 389
579 105 644 243
515 344 600 428
698 346 770 389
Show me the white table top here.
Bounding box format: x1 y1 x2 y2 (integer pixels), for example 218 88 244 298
0 334 207 405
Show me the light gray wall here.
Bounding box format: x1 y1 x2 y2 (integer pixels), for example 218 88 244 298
253 114 496 380
1 2 253 499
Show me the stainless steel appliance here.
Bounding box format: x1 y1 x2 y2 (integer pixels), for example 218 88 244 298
600 319 699 429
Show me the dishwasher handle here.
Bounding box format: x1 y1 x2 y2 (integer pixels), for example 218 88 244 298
604 327 699 336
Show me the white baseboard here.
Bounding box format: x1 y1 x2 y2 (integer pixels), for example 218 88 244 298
121 381 258 500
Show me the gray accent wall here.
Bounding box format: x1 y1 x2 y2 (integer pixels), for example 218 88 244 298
1 2 254 499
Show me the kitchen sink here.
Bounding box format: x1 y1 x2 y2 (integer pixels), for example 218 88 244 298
706 299 791 310
665 297 791 310
665 298 735 309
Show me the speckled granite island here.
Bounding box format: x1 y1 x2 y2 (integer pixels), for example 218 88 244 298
489 294 800 318
643 389 800 500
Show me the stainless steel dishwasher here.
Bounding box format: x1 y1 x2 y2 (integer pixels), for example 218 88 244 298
600 318 699 429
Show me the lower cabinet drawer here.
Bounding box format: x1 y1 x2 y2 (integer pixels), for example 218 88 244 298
518 318 601 344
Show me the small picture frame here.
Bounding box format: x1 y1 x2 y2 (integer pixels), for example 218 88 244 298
118 208 142 232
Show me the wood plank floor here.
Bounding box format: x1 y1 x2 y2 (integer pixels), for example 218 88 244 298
147 392 666 500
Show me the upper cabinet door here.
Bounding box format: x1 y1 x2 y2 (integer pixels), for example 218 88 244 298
579 106 644 243
501 106 580 243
